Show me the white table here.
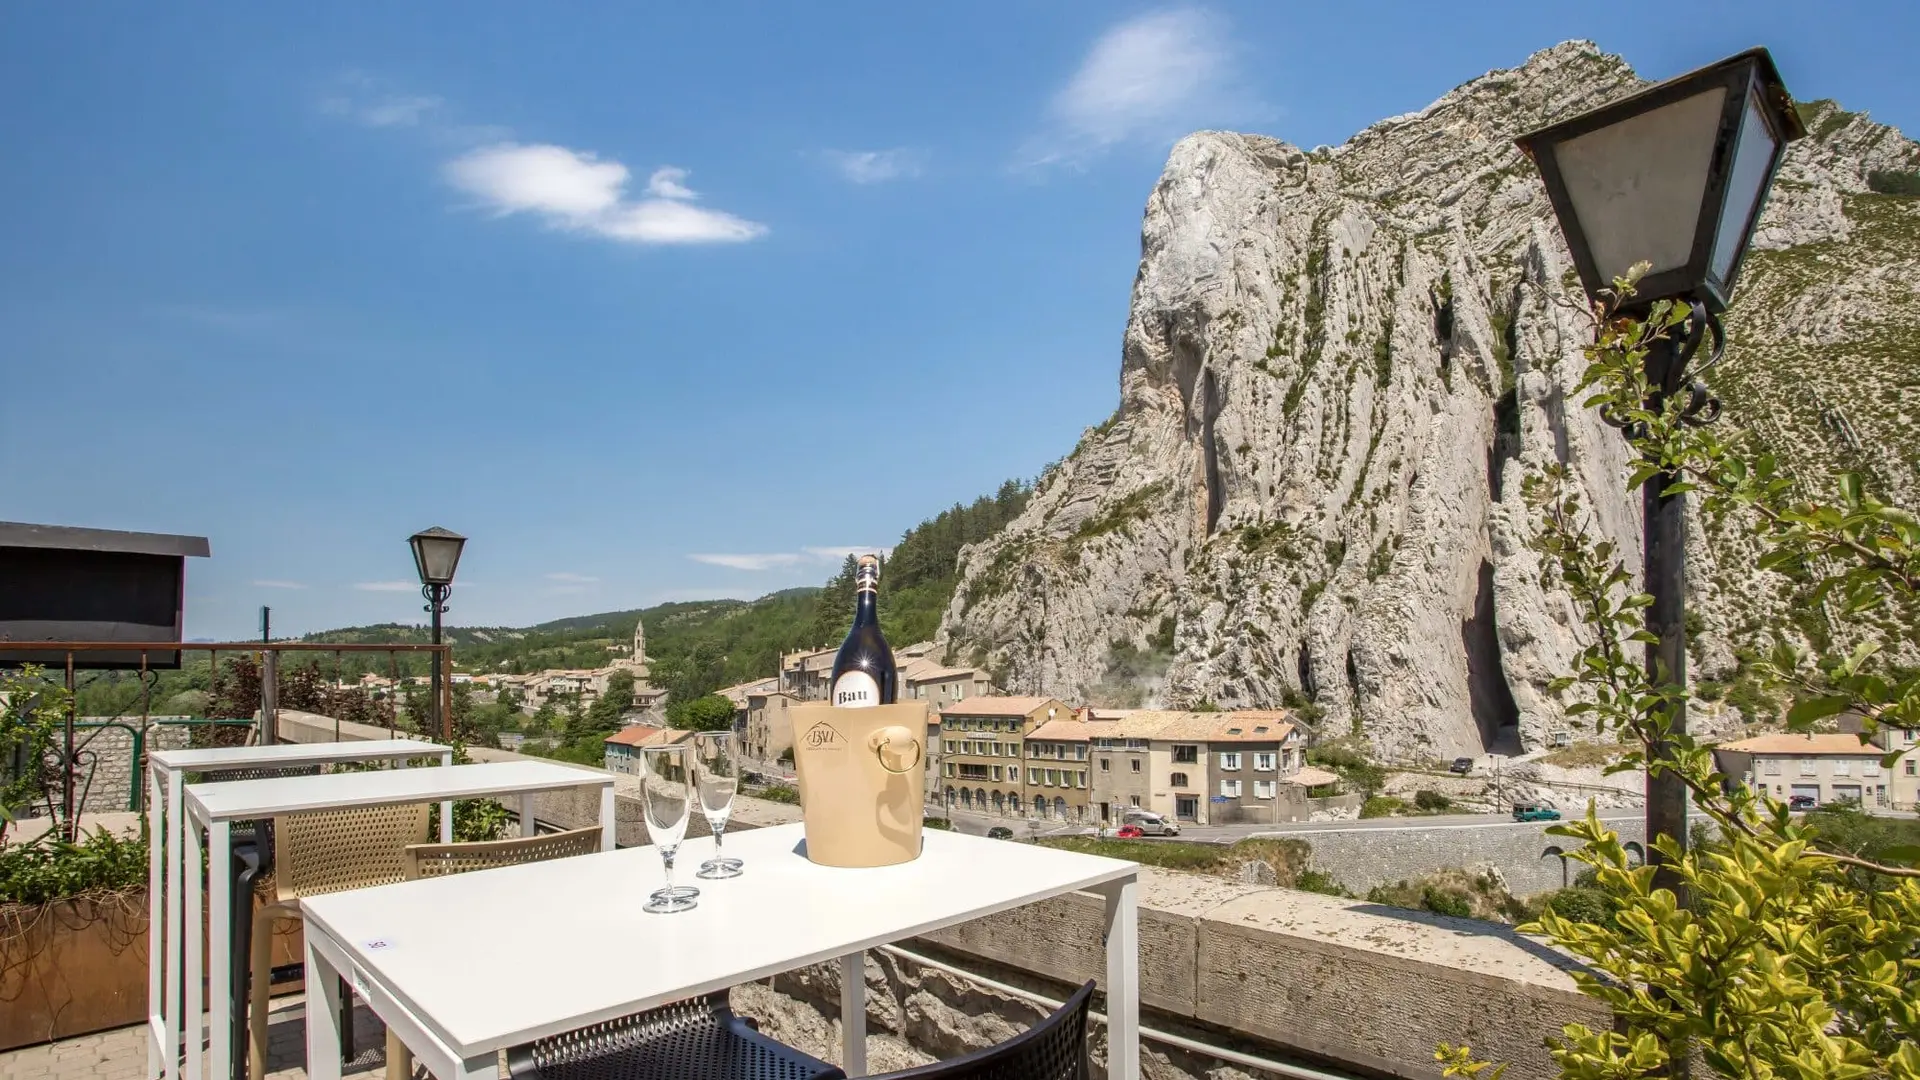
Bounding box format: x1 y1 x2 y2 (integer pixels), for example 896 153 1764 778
181 760 616 1080
146 739 449 1080
299 823 1141 1080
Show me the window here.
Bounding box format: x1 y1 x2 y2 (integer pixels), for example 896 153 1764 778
991 765 1002 782
1170 772 1189 787
1127 739 1149 750
957 763 989 781
1834 760 1852 777
1173 745 1199 764
1254 780 1276 799
944 763 953 777
1220 752 1242 771
1763 759 1781 775
1175 795 1198 820
1220 779 1242 798
1129 795 1142 808
1865 760 1881 777
1027 768 1039 784
1075 745 1087 760
1131 759 1141 773
1799 759 1817 776
1042 769 1055 786
1907 760 1916 776
1101 758 1111 772
1254 752 1276 772
1077 771 1087 788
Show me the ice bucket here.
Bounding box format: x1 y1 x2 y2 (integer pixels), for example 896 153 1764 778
788 702 927 868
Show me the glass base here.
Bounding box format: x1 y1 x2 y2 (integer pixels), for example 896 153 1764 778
645 886 698 913
697 858 743 879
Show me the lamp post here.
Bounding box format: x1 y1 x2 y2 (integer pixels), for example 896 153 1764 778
409 526 467 742
1518 48 1803 897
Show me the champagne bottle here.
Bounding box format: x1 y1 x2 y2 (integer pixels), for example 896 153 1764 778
830 555 896 707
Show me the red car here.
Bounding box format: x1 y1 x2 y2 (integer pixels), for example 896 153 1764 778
1114 824 1144 839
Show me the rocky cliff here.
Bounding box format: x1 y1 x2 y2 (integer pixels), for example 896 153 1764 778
938 41 1920 762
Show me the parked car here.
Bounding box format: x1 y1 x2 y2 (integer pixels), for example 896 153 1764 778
1512 803 1561 822
1449 757 1475 775
1789 794 1818 810
985 826 1015 840
1120 810 1181 836
1114 824 1145 839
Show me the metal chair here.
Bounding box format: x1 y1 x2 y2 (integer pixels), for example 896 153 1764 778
385 827 603 1079
503 993 845 1080
246 802 433 1080
862 980 1093 1080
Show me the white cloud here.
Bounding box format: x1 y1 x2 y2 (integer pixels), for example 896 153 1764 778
801 546 891 562
445 143 767 245
353 581 418 592
823 149 926 184
688 553 805 571
645 167 697 199
545 572 600 583
252 580 307 590
1022 8 1246 169
319 72 442 128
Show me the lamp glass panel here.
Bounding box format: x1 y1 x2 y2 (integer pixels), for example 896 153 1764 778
1551 85 1727 288
415 536 463 584
1709 89 1781 286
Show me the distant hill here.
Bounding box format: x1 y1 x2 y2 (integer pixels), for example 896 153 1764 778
295 478 1034 701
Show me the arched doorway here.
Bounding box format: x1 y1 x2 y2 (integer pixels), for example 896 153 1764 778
1053 796 1067 820
991 790 1006 813
1542 845 1569 889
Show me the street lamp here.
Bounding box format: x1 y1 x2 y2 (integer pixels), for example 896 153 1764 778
409 526 467 741
1517 48 1802 895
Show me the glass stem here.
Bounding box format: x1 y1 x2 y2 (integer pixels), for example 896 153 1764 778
662 850 675 894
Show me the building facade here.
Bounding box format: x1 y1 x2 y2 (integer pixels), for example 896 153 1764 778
1882 726 1920 811
1085 710 1309 825
937 696 1071 816
741 690 800 767
1713 732 1901 809
1023 715 1093 822
1087 713 1159 824
906 665 997 712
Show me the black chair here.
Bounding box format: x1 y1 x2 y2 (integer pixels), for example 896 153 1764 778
505 993 845 1080
865 980 1092 1080
504 978 1094 1080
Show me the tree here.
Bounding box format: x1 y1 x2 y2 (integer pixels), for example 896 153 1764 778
581 670 636 737
1441 271 1920 1080
667 693 736 732
527 700 559 737
1 665 66 838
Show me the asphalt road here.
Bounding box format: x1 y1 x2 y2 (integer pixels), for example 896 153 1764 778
923 808 1651 843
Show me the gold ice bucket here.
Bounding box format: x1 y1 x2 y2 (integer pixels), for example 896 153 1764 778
788 702 927 868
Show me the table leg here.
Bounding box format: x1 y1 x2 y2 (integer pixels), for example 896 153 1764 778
520 794 537 838
598 785 615 851
208 821 231 1080
302 938 343 1080
440 751 455 844
147 766 164 1080
184 811 204 1080
839 951 866 1077
1096 876 1140 1080
166 771 185 1080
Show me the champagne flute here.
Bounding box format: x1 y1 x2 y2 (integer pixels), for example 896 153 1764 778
694 732 742 879
641 744 698 913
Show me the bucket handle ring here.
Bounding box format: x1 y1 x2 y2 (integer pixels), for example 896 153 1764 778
869 726 923 775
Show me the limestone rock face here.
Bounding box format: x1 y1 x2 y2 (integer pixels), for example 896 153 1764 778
939 42 1920 761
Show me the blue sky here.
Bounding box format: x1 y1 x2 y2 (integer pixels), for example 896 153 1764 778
3 3 1915 640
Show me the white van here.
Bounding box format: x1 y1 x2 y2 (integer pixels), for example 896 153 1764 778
1121 809 1181 836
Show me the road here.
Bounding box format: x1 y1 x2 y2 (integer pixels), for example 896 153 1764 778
920 808 1651 843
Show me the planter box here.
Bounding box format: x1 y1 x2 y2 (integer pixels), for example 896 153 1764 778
1 889 303 1052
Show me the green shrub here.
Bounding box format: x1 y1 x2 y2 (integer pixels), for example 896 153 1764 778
1413 789 1453 812
0 828 149 905
757 784 800 804
1542 886 1618 928
1866 169 1920 196
1360 795 1406 818
1421 886 1473 918
1295 868 1353 897
922 817 953 831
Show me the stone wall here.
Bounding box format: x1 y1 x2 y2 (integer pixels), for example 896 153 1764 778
1261 815 1650 897
66 718 193 814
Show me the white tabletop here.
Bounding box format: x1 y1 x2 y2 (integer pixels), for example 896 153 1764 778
185 760 610 822
300 822 1136 1056
151 739 447 772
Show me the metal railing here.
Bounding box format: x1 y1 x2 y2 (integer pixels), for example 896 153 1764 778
1 640 454 841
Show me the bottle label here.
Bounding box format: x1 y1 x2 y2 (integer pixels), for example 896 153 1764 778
832 671 881 709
